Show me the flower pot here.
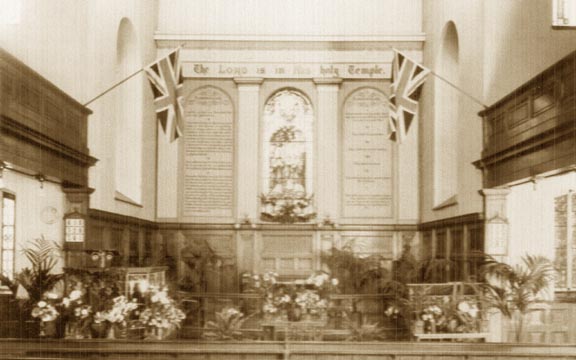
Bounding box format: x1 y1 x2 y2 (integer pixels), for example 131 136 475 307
288 307 302 321
150 326 176 340
90 322 109 339
413 320 424 334
41 320 58 338
104 324 127 339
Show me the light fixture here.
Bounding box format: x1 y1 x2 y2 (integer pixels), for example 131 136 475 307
35 174 46 189
85 249 118 268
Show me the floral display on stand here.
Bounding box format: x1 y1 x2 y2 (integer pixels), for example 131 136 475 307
139 287 186 340
416 299 482 334
244 271 338 322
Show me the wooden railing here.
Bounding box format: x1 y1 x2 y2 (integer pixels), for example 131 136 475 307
1 339 576 360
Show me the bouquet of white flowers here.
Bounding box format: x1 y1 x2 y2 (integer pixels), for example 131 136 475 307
139 287 185 339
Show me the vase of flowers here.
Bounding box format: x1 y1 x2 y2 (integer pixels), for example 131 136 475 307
420 305 443 333
294 289 328 319
94 295 138 339
61 289 93 339
139 287 186 340
90 312 110 339
31 300 60 338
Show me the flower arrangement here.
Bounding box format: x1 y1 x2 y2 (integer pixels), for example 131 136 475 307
295 290 328 314
260 193 316 223
138 287 185 339
203 307 248 340
31 300 59 322
242 271 278 295
384 305 401 320
304 272 339 297
417 300 483 334
95 295 138 326
446 301 482 333
420 305 443 333
60 288 94 338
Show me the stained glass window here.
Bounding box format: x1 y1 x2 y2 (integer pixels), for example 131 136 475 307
1 192 15 279
260 89 315 223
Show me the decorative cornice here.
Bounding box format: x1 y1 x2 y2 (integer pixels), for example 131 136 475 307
233 77 264 85
88 208 157 228
419 213 484 231
155 33 425 52
155 32 426 43
1 115 98 167
313 78 343 86
478 121 574 168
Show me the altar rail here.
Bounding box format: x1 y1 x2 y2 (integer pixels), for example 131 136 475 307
1 339 576 360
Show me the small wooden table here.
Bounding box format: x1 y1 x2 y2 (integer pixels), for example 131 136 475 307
413 332 489 342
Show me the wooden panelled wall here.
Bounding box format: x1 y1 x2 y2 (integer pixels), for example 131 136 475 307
419 213 484 282
477 50 576 187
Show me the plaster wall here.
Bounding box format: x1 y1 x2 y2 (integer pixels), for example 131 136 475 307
157 0 422 37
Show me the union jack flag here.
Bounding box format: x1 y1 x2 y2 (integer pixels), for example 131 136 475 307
144 48 184 142
388 49 430 143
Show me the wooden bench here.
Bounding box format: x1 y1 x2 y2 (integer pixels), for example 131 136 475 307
413 332 489 342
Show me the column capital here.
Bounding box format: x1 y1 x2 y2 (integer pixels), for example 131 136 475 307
234 77 264 86
313 78 343 87
480 188 511 198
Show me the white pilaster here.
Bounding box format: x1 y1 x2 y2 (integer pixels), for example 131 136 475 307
314 78 342 221
481 188 511 260
235 78 263 221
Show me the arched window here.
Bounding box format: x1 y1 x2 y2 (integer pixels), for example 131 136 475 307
260 89 315 223
434 21 460 207
114 18 143 204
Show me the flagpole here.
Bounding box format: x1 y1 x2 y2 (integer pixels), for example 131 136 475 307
83 68 144 106
83 44 185 107
429 69 488 109
392 48 488 109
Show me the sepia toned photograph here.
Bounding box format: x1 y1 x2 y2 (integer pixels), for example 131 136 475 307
0 0 575 358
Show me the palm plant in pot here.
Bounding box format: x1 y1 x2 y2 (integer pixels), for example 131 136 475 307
480 254 555 342
0 237 64 337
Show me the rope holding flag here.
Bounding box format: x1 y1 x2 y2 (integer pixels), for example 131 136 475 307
144 47 184 143
388 49 430 144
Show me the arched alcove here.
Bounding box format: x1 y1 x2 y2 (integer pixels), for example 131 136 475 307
114 17 143 204
434 21 460 207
